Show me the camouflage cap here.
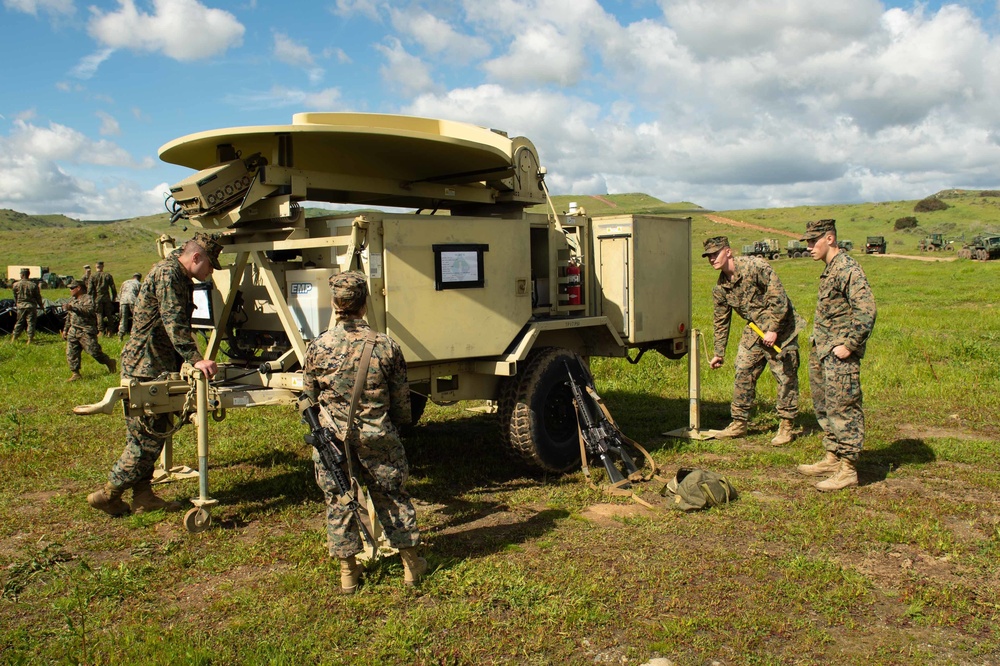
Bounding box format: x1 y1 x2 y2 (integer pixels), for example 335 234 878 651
133 272 142 279
701 236 730 257
190 232 223 270
83 264 91 270
801 218 837 241
19 268 29 276
96 261 104 268
329 271 368 313
66 279 82 290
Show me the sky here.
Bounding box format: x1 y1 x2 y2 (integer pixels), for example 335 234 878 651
2 0 1000 220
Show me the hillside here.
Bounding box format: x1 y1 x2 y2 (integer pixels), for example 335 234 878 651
4 189 1000 279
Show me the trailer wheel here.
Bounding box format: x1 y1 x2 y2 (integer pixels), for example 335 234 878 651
500 347 591 473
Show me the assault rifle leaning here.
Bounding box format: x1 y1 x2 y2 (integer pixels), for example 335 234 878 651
564 360 639 487
297 395 376 548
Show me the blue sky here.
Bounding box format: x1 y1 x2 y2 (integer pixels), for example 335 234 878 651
2 0 1000 219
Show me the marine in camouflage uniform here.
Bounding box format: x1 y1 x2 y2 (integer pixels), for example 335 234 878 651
10 268 43 344
303 271 425 593
89 261 118 336
87 233 222 517
61 280 117 380
796 219 877 492
703 236 806 444
118 272 142 338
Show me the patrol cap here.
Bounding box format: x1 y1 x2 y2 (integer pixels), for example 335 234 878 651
19 268 29 276
801 218 837 241
329 271 368 313
190 232 223 270
67 279 82 290
96 261 104 268
701 236 730 257
83 264 91 270
133 272 142 279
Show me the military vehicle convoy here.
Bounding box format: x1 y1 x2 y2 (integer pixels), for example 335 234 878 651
741 239 781 260
78 113 692 528
957 234 1000 260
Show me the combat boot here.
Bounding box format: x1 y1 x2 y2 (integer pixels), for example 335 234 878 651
25 335 33 346
340 556 361 594
796 451 840 477
67 372 82 382
131 481 182 513
87 483 130 516
770 419 796 445
715 419 747 438
816 459 858 492
399 547 428 586
105 358 117 375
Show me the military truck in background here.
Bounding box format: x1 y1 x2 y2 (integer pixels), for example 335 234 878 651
918 233 953 252
786 240 808 258
865 236 887 254
957 235 1000 260
742 239 781 260
80 113 692 482
837 239 854 252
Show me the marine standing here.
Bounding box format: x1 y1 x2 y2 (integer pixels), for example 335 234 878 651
10 268 44 345
87 233 221 517
703 236 805 444
61 280 117 381
89 261 118 336
118 272 142 339
303 271 425 593
80 265 92 292
796 219 877 492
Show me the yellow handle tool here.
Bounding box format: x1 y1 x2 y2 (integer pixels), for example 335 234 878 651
749 322 781 353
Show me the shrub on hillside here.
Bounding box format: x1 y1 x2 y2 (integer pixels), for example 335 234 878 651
914 196 948 213
980 190 1000 197
895 216 918 230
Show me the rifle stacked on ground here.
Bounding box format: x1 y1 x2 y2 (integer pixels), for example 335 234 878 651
297 395 376 548
564 360 639 487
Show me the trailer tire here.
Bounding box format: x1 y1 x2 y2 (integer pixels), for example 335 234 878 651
501 347 590 473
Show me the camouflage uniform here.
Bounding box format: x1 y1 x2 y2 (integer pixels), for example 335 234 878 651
108 251 205 489
89 267 117 335
63 291 115 372
118 275 142 337
303 275 418 560
11 276 43 339
809 251 877 461
712 255 805 422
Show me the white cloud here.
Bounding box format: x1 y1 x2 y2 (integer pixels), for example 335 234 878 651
273 32 324 84
3 0 74 16
375 37 436 96
224 86 343 110
70 48 114 79
96 111 120 136
388 7 490 60
332 0 380 20
88 0 245 61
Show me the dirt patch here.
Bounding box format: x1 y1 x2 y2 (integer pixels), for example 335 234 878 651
589 195 618 208
896 424 983 441
872 253 957 262
705 215 799 239
579 502 656 527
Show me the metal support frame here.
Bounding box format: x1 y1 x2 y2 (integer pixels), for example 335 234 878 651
663 328 717 440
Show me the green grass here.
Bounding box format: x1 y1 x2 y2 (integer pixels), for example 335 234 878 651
2 201 1000 664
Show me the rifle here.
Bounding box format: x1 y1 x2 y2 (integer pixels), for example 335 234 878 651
297 395 376 548
564 360 639 487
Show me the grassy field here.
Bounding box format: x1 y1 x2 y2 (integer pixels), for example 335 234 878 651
2 205 1000 664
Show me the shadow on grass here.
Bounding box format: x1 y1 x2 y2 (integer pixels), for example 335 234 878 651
860 438 937 485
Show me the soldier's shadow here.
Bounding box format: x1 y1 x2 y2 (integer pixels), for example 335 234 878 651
859 438 937 485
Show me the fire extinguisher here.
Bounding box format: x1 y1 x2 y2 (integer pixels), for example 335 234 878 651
566 260 581 305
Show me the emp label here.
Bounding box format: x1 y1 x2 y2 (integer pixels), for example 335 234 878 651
290 282 313 295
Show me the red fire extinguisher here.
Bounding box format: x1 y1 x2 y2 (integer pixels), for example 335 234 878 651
566 260 581 305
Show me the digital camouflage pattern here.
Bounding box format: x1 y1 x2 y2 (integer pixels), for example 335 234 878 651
89 269 117 335
701 236 730 257
303 317 418 559
809 251 877 461
118 275 142 336
330 270 368 314
62 293 114 372
109 251 203 490
11 277 43 338
713 255 806 421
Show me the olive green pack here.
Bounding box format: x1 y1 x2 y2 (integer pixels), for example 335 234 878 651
662 467 737 512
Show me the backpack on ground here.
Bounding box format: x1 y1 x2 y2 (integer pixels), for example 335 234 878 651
662 467 737 512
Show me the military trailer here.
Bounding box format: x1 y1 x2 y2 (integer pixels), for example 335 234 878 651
786 240 808 258
77 113 692 530
7 265 49 281
865 236 886 254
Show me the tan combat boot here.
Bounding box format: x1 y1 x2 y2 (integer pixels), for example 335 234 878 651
796 451 840 477
816 459 858 492
340 556 361 594
715 419 747 438
105 358 117 375
26 335 33 346
131 481 182 513
770 419 796 445
87 483 130 516
67 372 82 382
399 547 428 586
